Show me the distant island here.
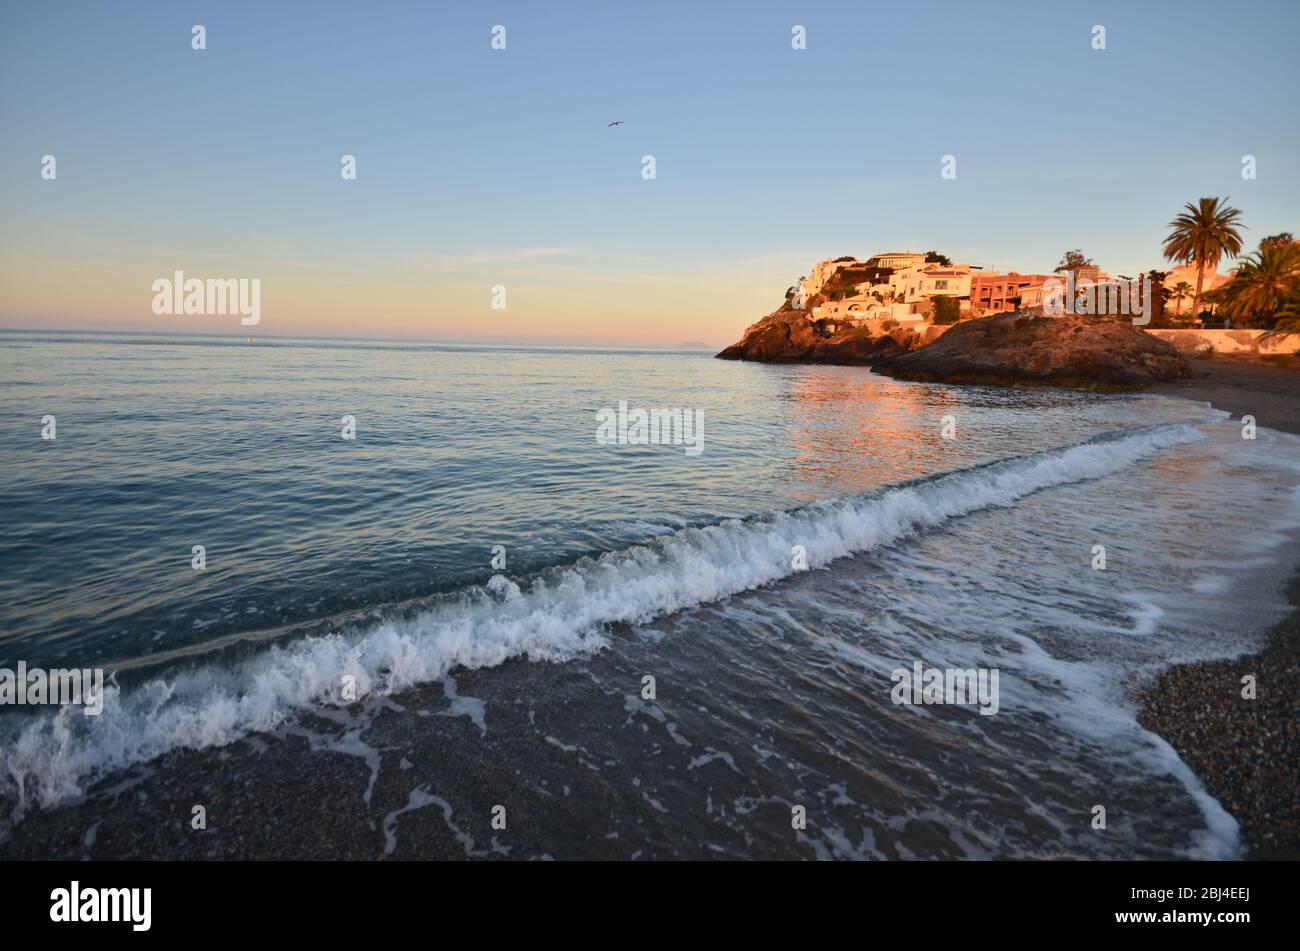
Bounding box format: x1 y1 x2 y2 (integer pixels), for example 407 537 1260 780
677 341 713 350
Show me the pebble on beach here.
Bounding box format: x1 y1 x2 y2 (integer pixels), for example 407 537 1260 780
1138 576 1300 860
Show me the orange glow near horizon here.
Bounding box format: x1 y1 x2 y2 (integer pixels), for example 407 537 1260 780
0 248 782 348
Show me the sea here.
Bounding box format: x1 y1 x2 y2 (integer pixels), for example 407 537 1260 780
1 329 1298 858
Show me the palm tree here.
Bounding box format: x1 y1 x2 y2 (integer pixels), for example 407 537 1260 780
1162 197 1245 319
1217 240 1300 327
1273 298 1300 334
1167 280 1193 315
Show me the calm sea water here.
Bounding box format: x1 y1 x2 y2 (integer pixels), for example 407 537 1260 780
2 330 1298 858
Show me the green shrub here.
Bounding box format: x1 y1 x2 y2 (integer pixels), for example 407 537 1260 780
931 296 960 325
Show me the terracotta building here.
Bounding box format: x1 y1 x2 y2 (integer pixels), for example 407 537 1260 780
969 272 1056 315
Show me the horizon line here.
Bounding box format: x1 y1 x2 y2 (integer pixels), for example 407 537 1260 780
0 326 723 352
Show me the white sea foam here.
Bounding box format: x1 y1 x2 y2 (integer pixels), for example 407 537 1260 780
0 424 1208 814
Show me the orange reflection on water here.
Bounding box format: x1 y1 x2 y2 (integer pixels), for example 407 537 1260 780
780 367 973 502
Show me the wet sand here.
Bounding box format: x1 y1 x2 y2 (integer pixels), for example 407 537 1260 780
0 549 1229 862
1146 352 1300 859
1137 573 1300 860
1150 353 1300 436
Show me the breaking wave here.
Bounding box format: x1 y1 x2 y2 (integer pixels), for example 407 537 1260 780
0 423 1207 815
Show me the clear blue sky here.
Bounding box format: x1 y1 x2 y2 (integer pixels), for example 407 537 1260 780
2 0 1297 344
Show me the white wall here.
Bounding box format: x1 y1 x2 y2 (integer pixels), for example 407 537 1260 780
1147 328 1300 354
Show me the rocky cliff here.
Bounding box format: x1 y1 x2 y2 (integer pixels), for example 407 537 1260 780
715 306 938 365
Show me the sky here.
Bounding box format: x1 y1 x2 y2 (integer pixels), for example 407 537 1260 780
1 0 1297 347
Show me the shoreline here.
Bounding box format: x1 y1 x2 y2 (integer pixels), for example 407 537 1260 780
1148 352 1300 436
1142 352 1300 859
1136 572 1300 860
2 353 1298 860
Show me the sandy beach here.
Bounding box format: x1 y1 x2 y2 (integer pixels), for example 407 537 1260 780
1151 352 1300 436
1138 575 1300 860
1145 351 1300 859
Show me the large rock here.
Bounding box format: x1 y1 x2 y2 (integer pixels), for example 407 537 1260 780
716 307 935 365
715 307 814 361
875 308 1193 390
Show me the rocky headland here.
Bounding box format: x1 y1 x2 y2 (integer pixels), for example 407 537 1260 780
718 305 1193 391
715 305 942 365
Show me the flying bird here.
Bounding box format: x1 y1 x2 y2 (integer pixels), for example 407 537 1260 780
608 120 623 126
